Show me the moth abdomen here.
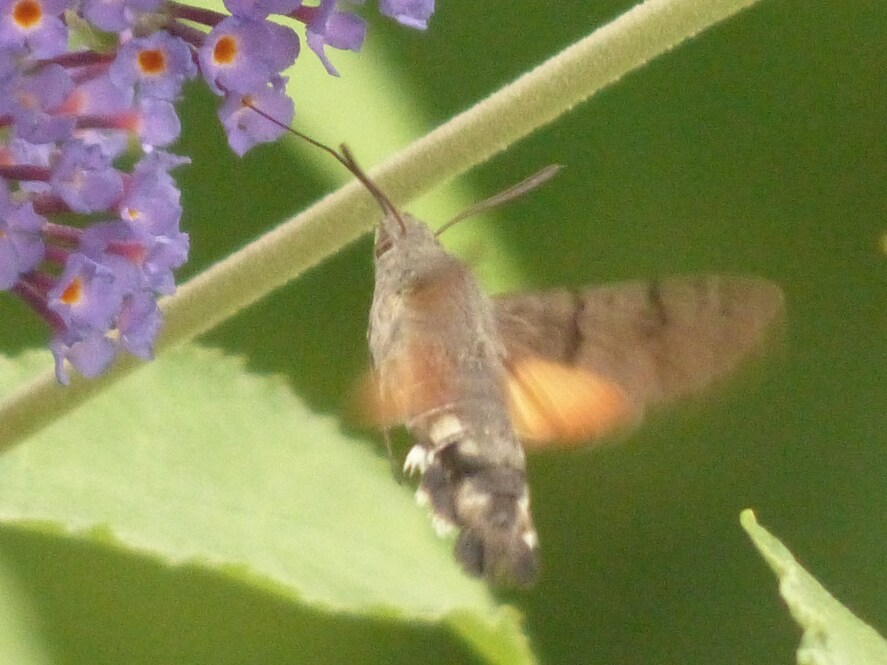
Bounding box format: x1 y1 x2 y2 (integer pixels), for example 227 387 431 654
452 464 538 586
417 440 539 587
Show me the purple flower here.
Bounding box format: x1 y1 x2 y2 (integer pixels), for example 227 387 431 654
81 219 188 295
117 291 162 359
1 0 434 384
54 74 133 156
50 141 124 213
0 0 69 58
50 330 117 384
78 151 191 294
223 0 301 20
81 0 162 31
81 224 183 291
379 0 433 30
0 47 14 78
198 16 299 95
47 253 126 335
0 64 75 143
110 31 197 101
218 77 294 156
6 142 187 381
139 231 189 294
305 0 366 76
3 137 53 166
119 153 186 237
132 97 182 146
0 187 46 289
80 222 146 291
62 72 134 116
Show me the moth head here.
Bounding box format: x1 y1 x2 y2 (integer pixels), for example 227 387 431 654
373 164 564 287
373 211 410 258
372 213 457 291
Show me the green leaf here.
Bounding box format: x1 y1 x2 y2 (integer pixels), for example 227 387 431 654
0 347 534 664
741 510 887 665
0 553 54 665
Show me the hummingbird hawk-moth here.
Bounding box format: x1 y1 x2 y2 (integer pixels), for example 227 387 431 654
238 105 783 586
339 149 784 587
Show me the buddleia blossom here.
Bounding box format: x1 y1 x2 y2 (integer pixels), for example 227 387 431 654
0 0 434 383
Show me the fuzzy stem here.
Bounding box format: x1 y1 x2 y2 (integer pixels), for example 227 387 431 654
0 0 764 451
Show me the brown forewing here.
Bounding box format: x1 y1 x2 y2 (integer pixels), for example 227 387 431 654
495 275 784 447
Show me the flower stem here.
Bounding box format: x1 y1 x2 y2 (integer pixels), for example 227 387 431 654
0 0 764 451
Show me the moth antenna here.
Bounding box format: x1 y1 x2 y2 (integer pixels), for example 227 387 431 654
338 145 407 235
435 164 563 237
241 98 407 234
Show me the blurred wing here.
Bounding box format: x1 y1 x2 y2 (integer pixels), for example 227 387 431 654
506 354 638 449
349 369 389 428
352 340 455 429
495 275 784 446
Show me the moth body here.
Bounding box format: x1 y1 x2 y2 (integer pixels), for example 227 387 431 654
256 132 783 589
347 153 782 589
369 214 539 586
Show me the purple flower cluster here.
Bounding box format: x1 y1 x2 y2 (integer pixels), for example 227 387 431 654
0 0 434 383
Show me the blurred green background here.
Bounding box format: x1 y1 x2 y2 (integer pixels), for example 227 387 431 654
1 0 884 663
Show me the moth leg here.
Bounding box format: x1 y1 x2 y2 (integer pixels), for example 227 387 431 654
403 404 462 475
403 444 434 475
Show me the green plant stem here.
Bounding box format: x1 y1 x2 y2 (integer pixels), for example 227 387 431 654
0 0 763 451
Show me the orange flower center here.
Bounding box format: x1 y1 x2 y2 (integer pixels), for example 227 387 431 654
137 49 167 76
213 35 238 65
60 277 83 305
12 0 42 29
